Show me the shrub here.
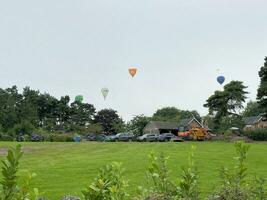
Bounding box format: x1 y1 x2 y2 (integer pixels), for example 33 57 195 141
50 134 75 142
145 152 177 199
0 145 40 200
208 141 266 200
243 129 267 141
178 146 200 200
0 133 14 141
82 162 128 200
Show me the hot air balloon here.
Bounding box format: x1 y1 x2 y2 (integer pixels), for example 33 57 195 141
128 68 137 77
75 95 83 103
217 76 225 85
101 88 109 100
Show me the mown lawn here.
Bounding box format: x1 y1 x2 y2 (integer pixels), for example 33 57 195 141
0 141 266 199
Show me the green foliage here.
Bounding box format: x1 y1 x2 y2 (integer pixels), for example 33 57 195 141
219 115 245 132
94 109 125 134
204 81 248 131
243 129 267 141
242 101 262 117
12 121 35 135
82 162 128 200
208 142 266 200
146 152 177 198
49 134 75 142
257 57 267 118
0 85 98 138
152 107 201 123
127 115 151 136
0 145 23 200
16 171 40 200
0 145 41 200
178 146 200 200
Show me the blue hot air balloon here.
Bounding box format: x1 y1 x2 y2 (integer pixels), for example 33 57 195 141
217 76 225 85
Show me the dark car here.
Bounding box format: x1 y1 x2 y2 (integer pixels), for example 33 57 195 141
157 133 176 142
31 134 44 142
116 132 134 142
86 133 106 142
104 135 117 142
137 134 158 142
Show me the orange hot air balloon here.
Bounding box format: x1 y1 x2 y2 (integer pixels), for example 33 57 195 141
128 68 137 77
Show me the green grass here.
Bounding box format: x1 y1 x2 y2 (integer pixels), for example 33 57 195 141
0 141 267 199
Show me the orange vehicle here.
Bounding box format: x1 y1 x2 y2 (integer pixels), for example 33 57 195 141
178 128 209 141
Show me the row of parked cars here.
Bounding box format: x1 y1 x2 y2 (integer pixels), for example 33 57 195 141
86 132 183 142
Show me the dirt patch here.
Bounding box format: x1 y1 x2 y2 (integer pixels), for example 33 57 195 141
0 146 39 156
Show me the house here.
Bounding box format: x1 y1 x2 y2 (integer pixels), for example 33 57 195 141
143 117 203 135
243 115 267 131
177 117 203 132
143 121 179 135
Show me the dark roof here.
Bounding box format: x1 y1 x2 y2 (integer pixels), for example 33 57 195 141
177 117 203 128
243 116 263 125
145 117 202 130
146 121 178 130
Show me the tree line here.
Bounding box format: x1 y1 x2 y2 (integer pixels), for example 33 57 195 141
0 57 266 138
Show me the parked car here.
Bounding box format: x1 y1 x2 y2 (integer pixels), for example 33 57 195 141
157 133 176 142
31 134 44 142
137 134 158 142
86 133 106 142
105 135 117 142
117 132 135 142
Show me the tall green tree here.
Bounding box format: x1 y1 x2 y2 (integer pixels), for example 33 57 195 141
257 57 267 118
242 101 261 117
70 102 96 126
94 109 124 134
204 81 248 131
127 114 151 136
0 86 21 131
152 107 201 122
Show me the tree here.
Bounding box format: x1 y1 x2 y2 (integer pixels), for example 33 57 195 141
127 114 151 136
242 101 261 117
0 86 21 131
152 107 181 122
257 57 267 118
152 107 201 122
94 109 124 134
70 102 96 126
18 87 39 126
204 81 248 131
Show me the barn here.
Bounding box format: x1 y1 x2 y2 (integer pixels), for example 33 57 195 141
143 117 203 135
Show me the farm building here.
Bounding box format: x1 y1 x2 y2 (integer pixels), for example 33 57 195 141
143 117 203 134
243 115 267 131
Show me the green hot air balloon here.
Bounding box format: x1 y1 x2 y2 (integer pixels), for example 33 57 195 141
75 95 83 103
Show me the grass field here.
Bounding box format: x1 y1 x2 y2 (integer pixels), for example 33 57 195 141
0 141 266 199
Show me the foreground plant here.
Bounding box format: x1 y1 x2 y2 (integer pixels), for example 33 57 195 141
82 162 128 200
208 141 266 200
178 146 200 200
0 145 40 200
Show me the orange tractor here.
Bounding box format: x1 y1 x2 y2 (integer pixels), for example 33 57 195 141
178 128 210 141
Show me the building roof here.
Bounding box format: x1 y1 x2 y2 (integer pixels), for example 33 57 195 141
145 117 203 130
243 116 263 125
177 117 203 128
146 121 179 130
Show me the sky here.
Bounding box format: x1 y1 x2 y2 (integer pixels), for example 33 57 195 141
0 0 267 121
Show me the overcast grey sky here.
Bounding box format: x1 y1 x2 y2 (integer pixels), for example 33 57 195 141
0 0 266 120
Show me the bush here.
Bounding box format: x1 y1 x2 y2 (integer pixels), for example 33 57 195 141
208 142 266 200
0 145 41 200
243 129 267 141
82 162 128 200
50 134 75 142
0 133 14 141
